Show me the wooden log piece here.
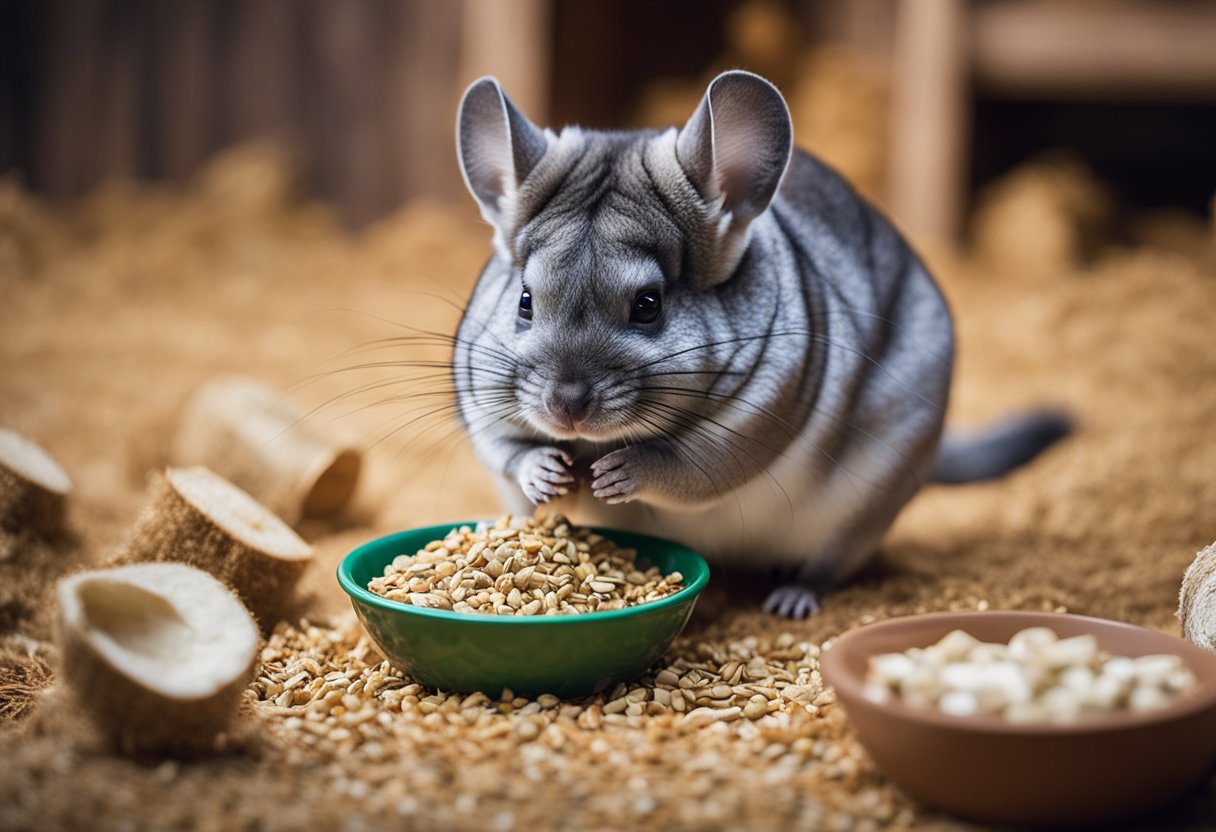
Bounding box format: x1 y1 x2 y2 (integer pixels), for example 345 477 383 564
117 466 313 629
0 427 72 540
1180 541 1216 653
170 374 361 525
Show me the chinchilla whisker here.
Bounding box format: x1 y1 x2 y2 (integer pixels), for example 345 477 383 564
308 373 469 413
636 386 804 443
250 368 485 449
309 307 523 365
638 397 874 497
633 402 759 483
633 401 795 513
365 398 491 455
805 331 948 412
338 402 463 456
799 335 943 412
805 302 948 364
638 398 791 460
460 402 527 448
313 306 475 344
326 338 520 374
646 384 925 484
623 333 785 374
646 386 919 484
375 400 517 471
298 365 517 420
630 369 749 381
311 372 512 413
767 327 945 411
424 400 528 470
305 376 514 438
629 410 730 499
328 333 463 355
637 399 787 479
376 286 487 316
629 411 757 529
630 328 941 413
298 358 485 384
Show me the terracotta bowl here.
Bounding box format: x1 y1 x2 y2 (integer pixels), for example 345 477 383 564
819 611 1216 827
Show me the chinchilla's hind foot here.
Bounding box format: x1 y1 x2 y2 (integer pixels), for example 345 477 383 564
762 561 838 618
762 584 822 619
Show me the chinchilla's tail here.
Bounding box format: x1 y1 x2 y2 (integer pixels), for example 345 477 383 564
932 410 1073 485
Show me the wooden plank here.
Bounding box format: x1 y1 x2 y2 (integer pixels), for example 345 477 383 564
393 0 464 202
98 0 140 181
973 0 1216 100
305 0 394 227
220 0 298 143
458 0 551 124
886 0 968 246
150 0 214 182
35 0 109 195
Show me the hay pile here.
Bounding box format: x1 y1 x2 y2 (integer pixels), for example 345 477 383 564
2 74 1216 832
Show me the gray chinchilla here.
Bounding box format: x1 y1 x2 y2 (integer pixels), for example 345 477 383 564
451 71 1068 617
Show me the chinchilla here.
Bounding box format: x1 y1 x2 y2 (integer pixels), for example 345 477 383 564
450 70 1069 617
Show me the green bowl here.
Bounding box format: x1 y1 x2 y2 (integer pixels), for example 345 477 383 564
336 522 710 698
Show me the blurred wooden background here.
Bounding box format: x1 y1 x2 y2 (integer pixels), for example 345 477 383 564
0 0 741 228
3 0 471 228
2 0 1214 237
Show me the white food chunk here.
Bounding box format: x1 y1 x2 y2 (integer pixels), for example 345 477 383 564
938 690 980 717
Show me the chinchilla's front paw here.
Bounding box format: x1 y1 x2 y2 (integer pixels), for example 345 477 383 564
590 446 651 505
516 446 575 504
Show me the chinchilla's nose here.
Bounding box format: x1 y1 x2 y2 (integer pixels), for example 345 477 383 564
545 379 594 425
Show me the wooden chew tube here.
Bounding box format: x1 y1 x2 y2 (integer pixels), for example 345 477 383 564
0 427 71 539
170 374 361 525
116 467 313 629
1180 541 1216 652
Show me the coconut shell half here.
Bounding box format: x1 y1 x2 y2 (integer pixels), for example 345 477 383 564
56 562 259 755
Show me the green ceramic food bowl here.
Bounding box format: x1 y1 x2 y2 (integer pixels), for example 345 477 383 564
337 522 709 698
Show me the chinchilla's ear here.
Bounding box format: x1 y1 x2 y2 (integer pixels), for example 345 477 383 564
457 77 548 232
676 71 792 224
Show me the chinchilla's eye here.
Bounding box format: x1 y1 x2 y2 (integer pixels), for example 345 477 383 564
630 290 662 324
518 289 533 320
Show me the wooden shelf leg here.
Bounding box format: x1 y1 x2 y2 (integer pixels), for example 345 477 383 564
887 0 969 247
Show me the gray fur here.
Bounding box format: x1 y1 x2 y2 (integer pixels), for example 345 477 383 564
933 410 1072 484
452 72 956 615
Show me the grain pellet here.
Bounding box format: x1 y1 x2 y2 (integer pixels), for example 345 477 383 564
368 515 685 616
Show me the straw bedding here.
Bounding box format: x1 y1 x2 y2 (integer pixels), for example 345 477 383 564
1 89 1214 831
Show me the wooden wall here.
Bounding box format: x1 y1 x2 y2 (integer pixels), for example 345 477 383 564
1 0 517 227
1 0 867 227
1 0 752 228
8 0 1209 235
